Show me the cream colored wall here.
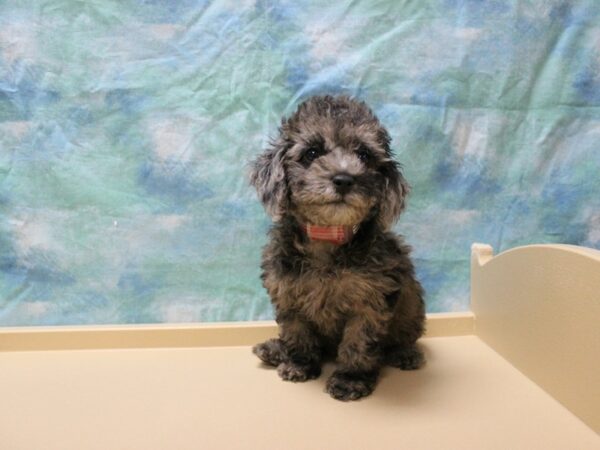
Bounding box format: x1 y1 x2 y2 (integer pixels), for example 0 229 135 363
471 243 600 433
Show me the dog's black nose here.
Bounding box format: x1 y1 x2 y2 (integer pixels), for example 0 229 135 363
332 173 355 194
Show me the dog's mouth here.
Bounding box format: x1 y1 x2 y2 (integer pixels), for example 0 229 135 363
324 193 364 206
306 193 370 211
300 196 347 207
294 192 375 227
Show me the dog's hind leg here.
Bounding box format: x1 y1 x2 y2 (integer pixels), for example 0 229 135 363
252 338 287 366
384 278 426 370
384 344 425 370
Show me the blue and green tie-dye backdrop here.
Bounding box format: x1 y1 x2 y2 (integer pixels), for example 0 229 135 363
1 1 599 326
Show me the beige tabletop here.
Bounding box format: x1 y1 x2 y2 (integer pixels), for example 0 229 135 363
0 335 598 450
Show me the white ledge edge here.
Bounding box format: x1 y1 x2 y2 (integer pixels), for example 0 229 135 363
0 313 473 352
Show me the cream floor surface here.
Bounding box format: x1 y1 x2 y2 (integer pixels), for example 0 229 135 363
0 336 598 450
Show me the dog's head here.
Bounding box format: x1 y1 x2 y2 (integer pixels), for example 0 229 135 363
250 95 410 230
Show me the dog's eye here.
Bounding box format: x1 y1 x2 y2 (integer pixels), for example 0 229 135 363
303 147 322 163
357 147 372 163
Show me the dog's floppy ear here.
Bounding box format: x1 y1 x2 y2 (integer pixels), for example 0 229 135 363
378 158 411 230
250 138 289 221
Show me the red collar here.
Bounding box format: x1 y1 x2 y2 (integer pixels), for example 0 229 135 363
302 224 359 245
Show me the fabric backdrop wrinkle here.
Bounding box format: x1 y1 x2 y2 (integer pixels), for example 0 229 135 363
0 0 599 325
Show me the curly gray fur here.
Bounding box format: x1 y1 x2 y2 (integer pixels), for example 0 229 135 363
250 95 425 401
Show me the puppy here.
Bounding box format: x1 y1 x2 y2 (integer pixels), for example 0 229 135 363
250 95 425 401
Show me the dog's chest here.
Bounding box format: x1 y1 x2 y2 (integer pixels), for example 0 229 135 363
268 264 383 336
300 267 353 306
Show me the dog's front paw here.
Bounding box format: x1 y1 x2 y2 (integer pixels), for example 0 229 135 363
277 361 321 382
326 371 378 401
